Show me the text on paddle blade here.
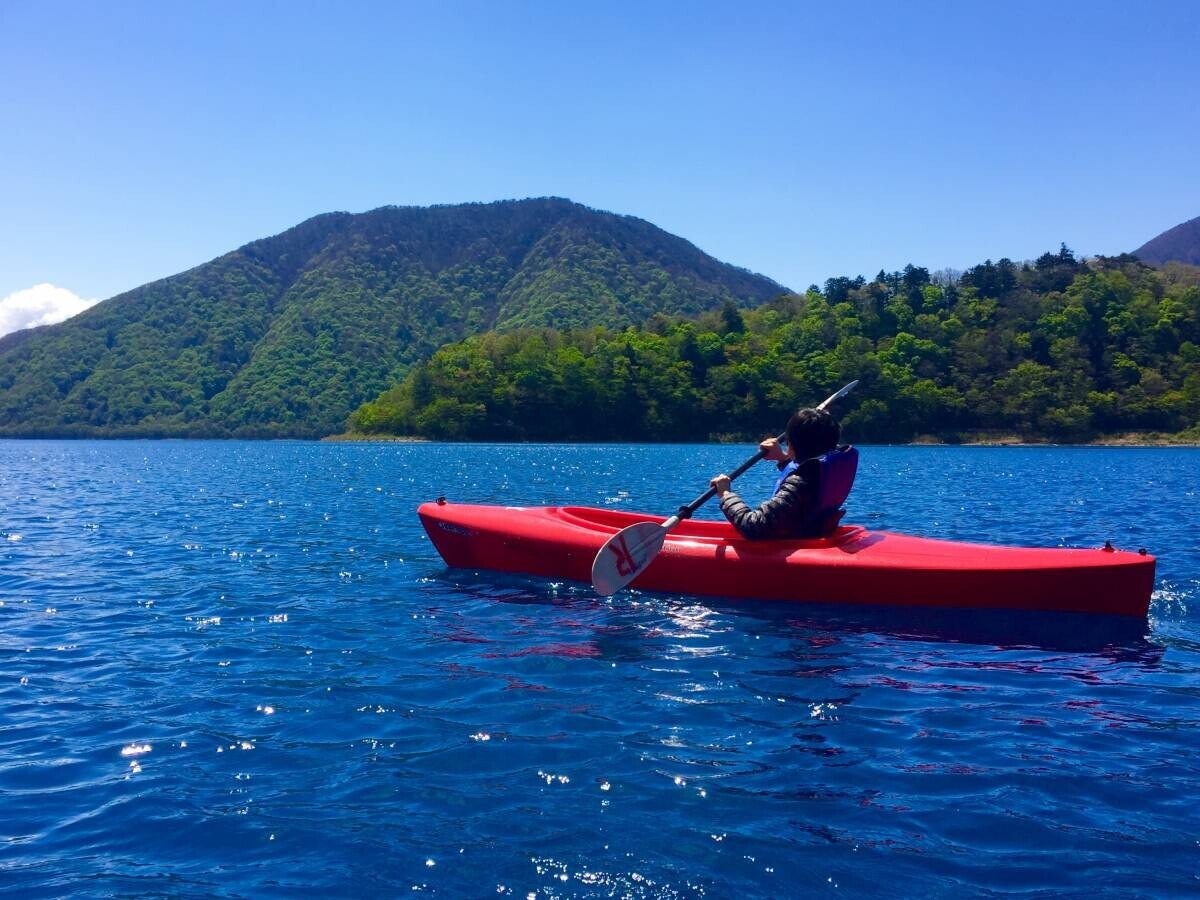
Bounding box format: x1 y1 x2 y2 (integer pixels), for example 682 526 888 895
610 535 640 578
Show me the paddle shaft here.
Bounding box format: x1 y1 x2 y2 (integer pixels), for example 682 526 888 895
668 380 858 525
668 439 779 525
590 380 858 596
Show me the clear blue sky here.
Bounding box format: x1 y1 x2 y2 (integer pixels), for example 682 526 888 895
2 0 1198 304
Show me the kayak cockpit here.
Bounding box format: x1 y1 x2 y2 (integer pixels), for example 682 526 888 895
553 505 865 548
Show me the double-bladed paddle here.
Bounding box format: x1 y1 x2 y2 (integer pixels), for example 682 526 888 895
590 380 859 596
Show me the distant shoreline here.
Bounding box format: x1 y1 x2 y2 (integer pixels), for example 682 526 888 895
321 433 431 443
322 431 1199 448
0 431 1194 447
910 431 1200 448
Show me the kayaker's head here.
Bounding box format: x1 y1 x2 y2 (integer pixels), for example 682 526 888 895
786 407 840 461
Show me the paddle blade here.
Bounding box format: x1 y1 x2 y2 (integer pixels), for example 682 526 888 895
817 379 858 410
591 522 667 596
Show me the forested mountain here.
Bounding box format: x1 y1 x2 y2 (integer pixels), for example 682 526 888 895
351 249 1200 443
0 199 783 437
1135 215 1200 267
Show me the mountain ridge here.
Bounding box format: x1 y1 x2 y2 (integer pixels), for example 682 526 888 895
1134 214 1200 267
0 198 785 437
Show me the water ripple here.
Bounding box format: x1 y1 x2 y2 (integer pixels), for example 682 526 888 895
0 440 1197 895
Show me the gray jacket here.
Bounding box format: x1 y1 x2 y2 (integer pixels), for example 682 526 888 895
719 467 818 540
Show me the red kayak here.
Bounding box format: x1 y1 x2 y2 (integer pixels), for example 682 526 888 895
417 501 1155 617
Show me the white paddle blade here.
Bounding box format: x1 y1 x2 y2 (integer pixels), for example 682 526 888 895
591 522 667 596
817 379 858 410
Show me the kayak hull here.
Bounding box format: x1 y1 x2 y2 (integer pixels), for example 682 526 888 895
417 502 1155 617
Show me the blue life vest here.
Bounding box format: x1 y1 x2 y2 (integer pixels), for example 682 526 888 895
775 445 859 535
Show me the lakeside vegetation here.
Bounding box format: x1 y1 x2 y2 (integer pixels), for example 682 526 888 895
350 251 1200 444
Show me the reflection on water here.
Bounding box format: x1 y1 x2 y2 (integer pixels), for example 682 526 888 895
441 568 1161 662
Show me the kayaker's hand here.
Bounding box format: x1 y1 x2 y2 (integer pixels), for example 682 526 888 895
710 474 732 497
760 438 786 462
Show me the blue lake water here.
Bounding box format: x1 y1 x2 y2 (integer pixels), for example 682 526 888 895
1 440 1198 896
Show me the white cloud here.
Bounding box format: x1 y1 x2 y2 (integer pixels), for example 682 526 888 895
0 284 100 339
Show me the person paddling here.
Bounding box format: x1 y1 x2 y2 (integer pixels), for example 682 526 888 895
709 407 857 540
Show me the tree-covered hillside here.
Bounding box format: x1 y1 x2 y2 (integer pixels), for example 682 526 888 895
350 250 1200 443
0 199 782 437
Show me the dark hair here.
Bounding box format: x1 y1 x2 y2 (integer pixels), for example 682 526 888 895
786 407 840 461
